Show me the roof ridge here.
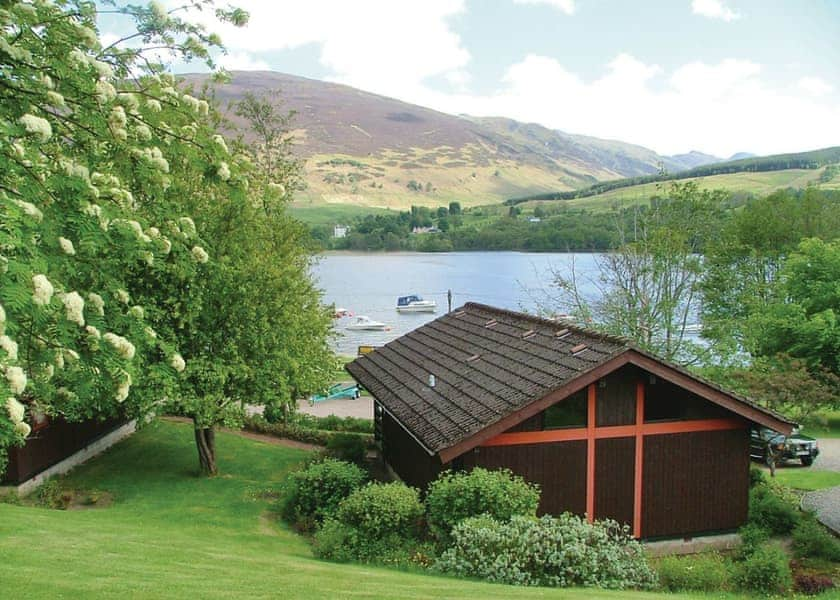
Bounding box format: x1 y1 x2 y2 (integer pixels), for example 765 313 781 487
460 302 630 347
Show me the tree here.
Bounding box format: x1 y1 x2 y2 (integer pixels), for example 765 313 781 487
0 0 245 472
448 201 461 216
541 182 725 363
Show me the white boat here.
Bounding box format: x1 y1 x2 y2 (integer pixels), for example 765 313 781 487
396 294 437 313
346 316 388 331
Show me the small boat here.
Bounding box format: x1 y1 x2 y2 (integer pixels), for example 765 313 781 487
396 294 437 313
333 307 353 318
309 383 361 404
346 316 388 331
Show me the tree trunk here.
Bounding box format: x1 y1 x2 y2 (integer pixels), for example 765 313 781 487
194 424 217 476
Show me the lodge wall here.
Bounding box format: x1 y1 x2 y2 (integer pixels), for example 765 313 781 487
3 417 124 484
381 411 444 490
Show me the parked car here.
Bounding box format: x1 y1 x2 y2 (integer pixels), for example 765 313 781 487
750 427 820 466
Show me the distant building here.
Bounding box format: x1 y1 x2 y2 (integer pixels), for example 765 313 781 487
333 225 349 238
412 226 440 234
528 217 542 223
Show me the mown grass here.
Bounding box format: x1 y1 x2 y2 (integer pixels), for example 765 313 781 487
288 202 393 225
773 469 840 491
802 410 840 439
0 419 731 600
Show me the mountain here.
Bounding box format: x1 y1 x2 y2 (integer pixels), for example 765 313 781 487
664 150 722 170
728 152 756 161
181 71 727 207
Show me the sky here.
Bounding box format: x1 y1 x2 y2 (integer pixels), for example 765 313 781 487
101 0 840 157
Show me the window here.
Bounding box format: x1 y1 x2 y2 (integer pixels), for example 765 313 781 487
543 389 587 429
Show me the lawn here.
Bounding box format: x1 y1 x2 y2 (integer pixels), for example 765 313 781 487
802 410 840 439
773 469 840 491
0 419 712 600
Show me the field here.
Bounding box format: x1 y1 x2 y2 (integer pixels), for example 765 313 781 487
1 420 751 599
520 168 829 213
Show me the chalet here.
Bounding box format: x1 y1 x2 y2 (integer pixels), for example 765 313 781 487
346 303 795 540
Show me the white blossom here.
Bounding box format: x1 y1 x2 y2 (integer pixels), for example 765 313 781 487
6 366 27 395
103 332 135 360
13 199 43 221
109 106 127 128
12 142 25 158
46 91 65 107
0 304 5 334
116 289 130 305
6 397 25 423
87 292 105 316
41 364 54 381
217 161 231 181
90 59 114 79
60 291 85 326
212 134 229 154
144 326 157 339
146 98 162 112
85 325 101 339
115 371 132 403
134 124 152 141
129 305 144 319
147 227 161 239
14 421 31 438
170 353 185 373
83 203 102 218
197 99 209 116
181 94 201 113
68 48 87 67
178 217 196 238
191 245 209 264
32 274 54 306
19 113 52 141
160 237 172 254
0 335 18 361
59 237 76 255
76 25 98 48
268 182 286 196
95 79 117 103
54 351 64 370
63 348 80 362
141 251 154 266
41 74 54 90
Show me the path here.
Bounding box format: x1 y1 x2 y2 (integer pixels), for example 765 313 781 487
801 437 840 534
297 396 373 419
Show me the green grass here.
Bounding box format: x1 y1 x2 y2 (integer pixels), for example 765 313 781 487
0 420 715 599
288 202 393 225
802 411 840 439
773 469 840 491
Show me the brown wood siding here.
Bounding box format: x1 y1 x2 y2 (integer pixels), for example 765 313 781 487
595 437 635 526
596 366 639 427
3 417 123 484
506 413 542 432
381 412 443 490
645 377 735 423
464 441 587 516
642 429 750 538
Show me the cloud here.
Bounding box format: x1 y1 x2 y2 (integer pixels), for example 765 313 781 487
512 0 575 16
691 0 740 22
217 51 270 72
797 76 833 97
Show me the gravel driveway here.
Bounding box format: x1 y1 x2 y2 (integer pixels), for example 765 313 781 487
802 437 840 534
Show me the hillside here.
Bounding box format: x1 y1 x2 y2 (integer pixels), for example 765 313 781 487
181 71 725 208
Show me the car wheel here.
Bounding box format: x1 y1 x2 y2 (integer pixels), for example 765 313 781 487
801 457 813 467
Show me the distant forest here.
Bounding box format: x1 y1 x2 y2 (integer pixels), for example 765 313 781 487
309 187 840 253
505 146 840 205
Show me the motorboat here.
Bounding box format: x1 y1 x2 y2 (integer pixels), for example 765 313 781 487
346 315 388 331
396 295 437 313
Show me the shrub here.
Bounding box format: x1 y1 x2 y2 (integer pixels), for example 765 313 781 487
35 479 71 510
794 573 835 595
336 482 424 540
434 513 658 590
314 482 425 565
425 468 540 543
656 552 731 592
748 483 800 534
732 543 792 595
737 523 771 559
749 467 766 488
243 415 374 448
279 459 366 529
791 515 840 561
325 433 366 464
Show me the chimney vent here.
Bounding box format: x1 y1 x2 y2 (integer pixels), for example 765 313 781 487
428 374 436 388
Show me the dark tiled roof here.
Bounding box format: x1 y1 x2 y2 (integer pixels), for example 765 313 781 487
346 302 627 453
346 302 796 455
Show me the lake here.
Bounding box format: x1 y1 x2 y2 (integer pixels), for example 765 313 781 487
312 251 602 355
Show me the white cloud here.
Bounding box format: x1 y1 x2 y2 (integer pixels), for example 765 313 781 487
797 76 833 97
691 0 740 22
217 51 270 72
513 0 575 16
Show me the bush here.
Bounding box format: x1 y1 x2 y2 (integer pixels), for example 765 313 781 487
325 433 367 464
732 543 792 595
434 513 658 590
794 573 835 595
737 523 771 559
35 479 71 510
279 459 366 529
749 467 766 488
314 482 425 565
425 468 540 543
336 482 424 540
791 515 840 561
748 483 800 534
243 415 374 448
656 552 731 592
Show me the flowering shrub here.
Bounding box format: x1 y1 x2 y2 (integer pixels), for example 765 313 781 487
313 482 425 564
434 513 657 589
279 459 366 529
791 515 840 561
732 542 792 595
425 467 540 543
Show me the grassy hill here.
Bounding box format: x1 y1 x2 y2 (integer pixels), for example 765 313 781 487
180 71 728 210
0 420 691 599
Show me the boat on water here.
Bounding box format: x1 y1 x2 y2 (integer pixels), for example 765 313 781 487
333 307 353 318
396 294 437 313
346 316 389 331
